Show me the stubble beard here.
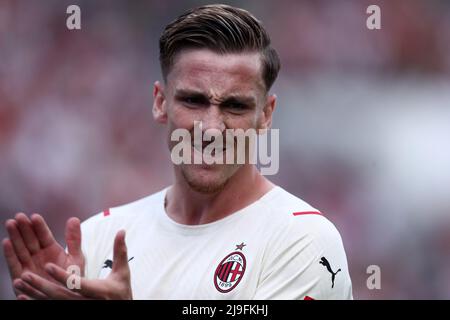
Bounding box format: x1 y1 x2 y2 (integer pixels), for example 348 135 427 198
180 164 239 194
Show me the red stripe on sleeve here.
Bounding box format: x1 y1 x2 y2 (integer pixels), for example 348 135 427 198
292 211 322 216
103 209 110 217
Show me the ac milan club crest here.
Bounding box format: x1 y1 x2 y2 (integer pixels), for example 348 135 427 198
214 244 247 293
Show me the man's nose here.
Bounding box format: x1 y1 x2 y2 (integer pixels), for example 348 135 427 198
201 105 226 133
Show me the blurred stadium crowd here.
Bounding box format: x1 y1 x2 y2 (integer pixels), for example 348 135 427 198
1 0 450 299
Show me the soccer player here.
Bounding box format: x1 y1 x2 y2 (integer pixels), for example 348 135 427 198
2 4 352 300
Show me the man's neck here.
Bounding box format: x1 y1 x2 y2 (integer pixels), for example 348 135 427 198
165 165 275 225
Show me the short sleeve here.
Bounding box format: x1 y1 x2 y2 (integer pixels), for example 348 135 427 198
254 215 353 300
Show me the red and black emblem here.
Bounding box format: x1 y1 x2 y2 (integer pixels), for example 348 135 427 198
214 251 246 293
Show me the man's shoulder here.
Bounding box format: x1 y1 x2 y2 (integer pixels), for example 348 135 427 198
259 186 343 245
80 187 168 230
259 186 323 225
260 186 320 214
249 188 352 300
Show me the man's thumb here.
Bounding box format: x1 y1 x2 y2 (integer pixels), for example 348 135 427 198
65 217 82 258
112 230 130 275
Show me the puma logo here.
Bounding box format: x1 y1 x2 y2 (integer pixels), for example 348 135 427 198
102 257 134 269
319 257 341 288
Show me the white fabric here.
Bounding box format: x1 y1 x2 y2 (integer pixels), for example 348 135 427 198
81 186 353 300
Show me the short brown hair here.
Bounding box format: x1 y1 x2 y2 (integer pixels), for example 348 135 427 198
159 4 280 91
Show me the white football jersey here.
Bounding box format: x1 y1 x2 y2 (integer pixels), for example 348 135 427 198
80 186 353 300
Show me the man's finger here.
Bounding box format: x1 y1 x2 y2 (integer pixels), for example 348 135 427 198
2 238 23 279
15 213 40 254
112 230 130 276
65 218 82 258
45 263 72 286
17 294 32 300
3 238 24 297
13 279 48 300
76 278 110 299
5 219 32 266
30 214 56 248
45 263 106 299
21 272 83 300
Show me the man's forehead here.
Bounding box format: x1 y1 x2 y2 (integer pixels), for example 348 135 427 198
167 49 265 92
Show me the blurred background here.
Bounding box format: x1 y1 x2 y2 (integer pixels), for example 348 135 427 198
1 0 450 299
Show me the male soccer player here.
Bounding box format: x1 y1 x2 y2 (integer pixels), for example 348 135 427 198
2 4 352 300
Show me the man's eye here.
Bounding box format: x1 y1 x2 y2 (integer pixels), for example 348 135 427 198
182 97 205 105
226 102 247 111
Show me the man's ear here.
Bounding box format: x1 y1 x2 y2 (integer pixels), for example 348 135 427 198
258 93 277 132
153 81 168 124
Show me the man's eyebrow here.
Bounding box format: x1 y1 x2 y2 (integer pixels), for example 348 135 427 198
220 95 256 105
174 89 207 97
174 89 256 105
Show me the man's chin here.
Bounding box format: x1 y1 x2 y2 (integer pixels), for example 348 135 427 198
186 180 226 194
181 165 231 194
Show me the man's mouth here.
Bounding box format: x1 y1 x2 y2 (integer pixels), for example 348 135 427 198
192 140 209 151
192 140 227 153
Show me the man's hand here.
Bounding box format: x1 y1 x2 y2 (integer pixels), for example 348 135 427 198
17 230 133 300
2 213 84 299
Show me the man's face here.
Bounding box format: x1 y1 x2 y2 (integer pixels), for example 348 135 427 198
153 49 275 193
